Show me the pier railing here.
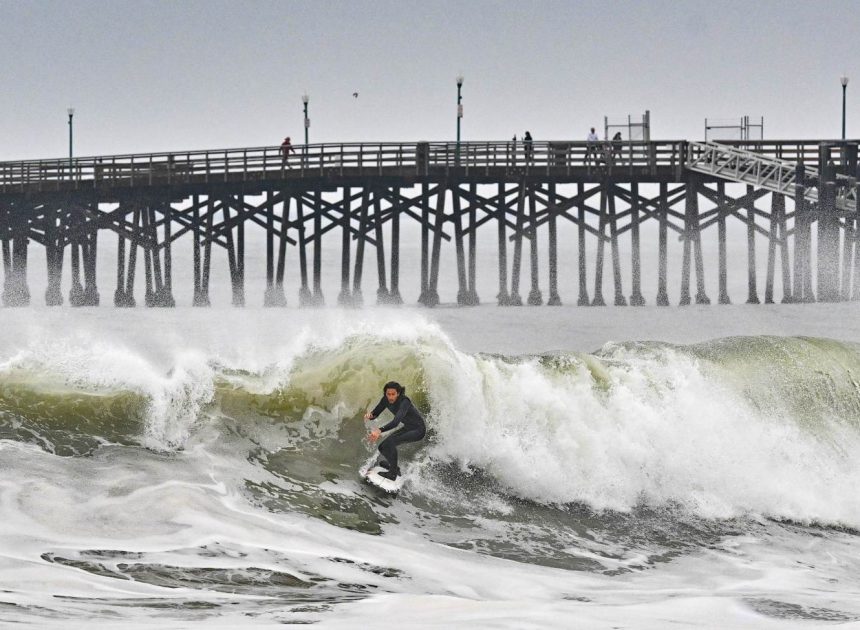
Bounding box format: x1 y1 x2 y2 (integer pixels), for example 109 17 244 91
0 139 846 193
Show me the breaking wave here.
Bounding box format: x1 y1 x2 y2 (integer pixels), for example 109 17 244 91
3 326 860 528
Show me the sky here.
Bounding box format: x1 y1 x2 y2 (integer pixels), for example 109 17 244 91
1 0 858 161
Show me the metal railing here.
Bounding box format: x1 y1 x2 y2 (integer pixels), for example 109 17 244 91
687 141 858 211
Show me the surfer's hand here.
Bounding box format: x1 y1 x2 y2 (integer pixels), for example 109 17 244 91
368 428 381 443
363 411 373 420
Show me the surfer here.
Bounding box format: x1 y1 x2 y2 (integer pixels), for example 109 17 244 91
364 381 426 481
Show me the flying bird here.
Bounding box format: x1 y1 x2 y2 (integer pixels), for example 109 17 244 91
352 92 359 99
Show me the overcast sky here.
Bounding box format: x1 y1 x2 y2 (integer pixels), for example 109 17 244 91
1 0 858 160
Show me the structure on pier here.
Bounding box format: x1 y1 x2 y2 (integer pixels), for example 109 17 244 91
0 138 857 307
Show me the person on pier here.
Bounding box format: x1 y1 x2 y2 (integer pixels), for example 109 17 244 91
523 131 534 163
280 136 295 166
586 127 599 165
611 131 623 163
364 381 426 481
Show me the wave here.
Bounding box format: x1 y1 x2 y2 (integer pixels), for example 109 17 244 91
3 326 860 527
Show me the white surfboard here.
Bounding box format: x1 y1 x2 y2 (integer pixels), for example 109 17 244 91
361 464 405 493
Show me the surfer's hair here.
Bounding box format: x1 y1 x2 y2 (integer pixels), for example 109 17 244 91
383 381 404 395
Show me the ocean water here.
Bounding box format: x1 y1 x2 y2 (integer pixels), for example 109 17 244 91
3 303 860 629
1 181 858 627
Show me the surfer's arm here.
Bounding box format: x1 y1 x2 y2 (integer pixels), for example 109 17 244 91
365 397 387 420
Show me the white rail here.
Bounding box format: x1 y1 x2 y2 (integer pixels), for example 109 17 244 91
686 141 856 212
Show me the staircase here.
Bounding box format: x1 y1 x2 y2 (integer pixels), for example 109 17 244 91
686 141 856 212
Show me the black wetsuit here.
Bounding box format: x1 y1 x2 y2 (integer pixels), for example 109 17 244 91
370 395 426 472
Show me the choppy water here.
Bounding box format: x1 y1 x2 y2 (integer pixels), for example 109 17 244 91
3 306 860 628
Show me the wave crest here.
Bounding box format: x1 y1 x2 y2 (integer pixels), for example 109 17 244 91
4 331 860 527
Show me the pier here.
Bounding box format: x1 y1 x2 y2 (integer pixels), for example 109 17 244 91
0 138 857 307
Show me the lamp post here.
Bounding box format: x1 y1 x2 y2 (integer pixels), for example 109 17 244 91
302 93 309 146
67 107 74 178
841 76 849 140
456 75 464 166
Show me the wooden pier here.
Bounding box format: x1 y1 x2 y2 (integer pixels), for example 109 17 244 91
0 138 857 307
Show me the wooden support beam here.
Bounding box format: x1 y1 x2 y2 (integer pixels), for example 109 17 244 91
45 207 64 306
792 164 808 301
223 201 244 306
352 188 369 306
142 206 155 307
82 216 100 306
717 182 731 304
841 188 854 300
679 184 693 306
853 167 860 300
657 183 670 306
3 227 30 307
577 183 590 306
338 186 352 306
159 202 174 306
125 207 140 307
297 193 311 306
150 206 165 298
237 199 245 306
608 186 625 306
1 237 11 304
418 183 431 305
200 197 213 306
425 184 445 307
778 192 793 304
547 182 561 305
69 215 85 307
592 185 607 306
312 189 324 306
270 192 289 307
629 182 645 306
527 184 543 306
373 189 390 304
466 183 479 304
192 194 209 306
390 187 402 304
509 181 525 306
452 185 469 305
493 182 511 305
265 190 274 297
817 173 841 302
690 182 709 305
765 193 782 303
745 185 760 304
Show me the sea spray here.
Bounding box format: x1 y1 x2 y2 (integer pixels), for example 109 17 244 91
424 338 860 524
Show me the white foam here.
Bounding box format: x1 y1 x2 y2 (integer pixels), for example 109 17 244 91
421 339 860 527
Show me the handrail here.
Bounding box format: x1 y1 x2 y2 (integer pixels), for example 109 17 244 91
686 140 858 212
0 140 854 193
